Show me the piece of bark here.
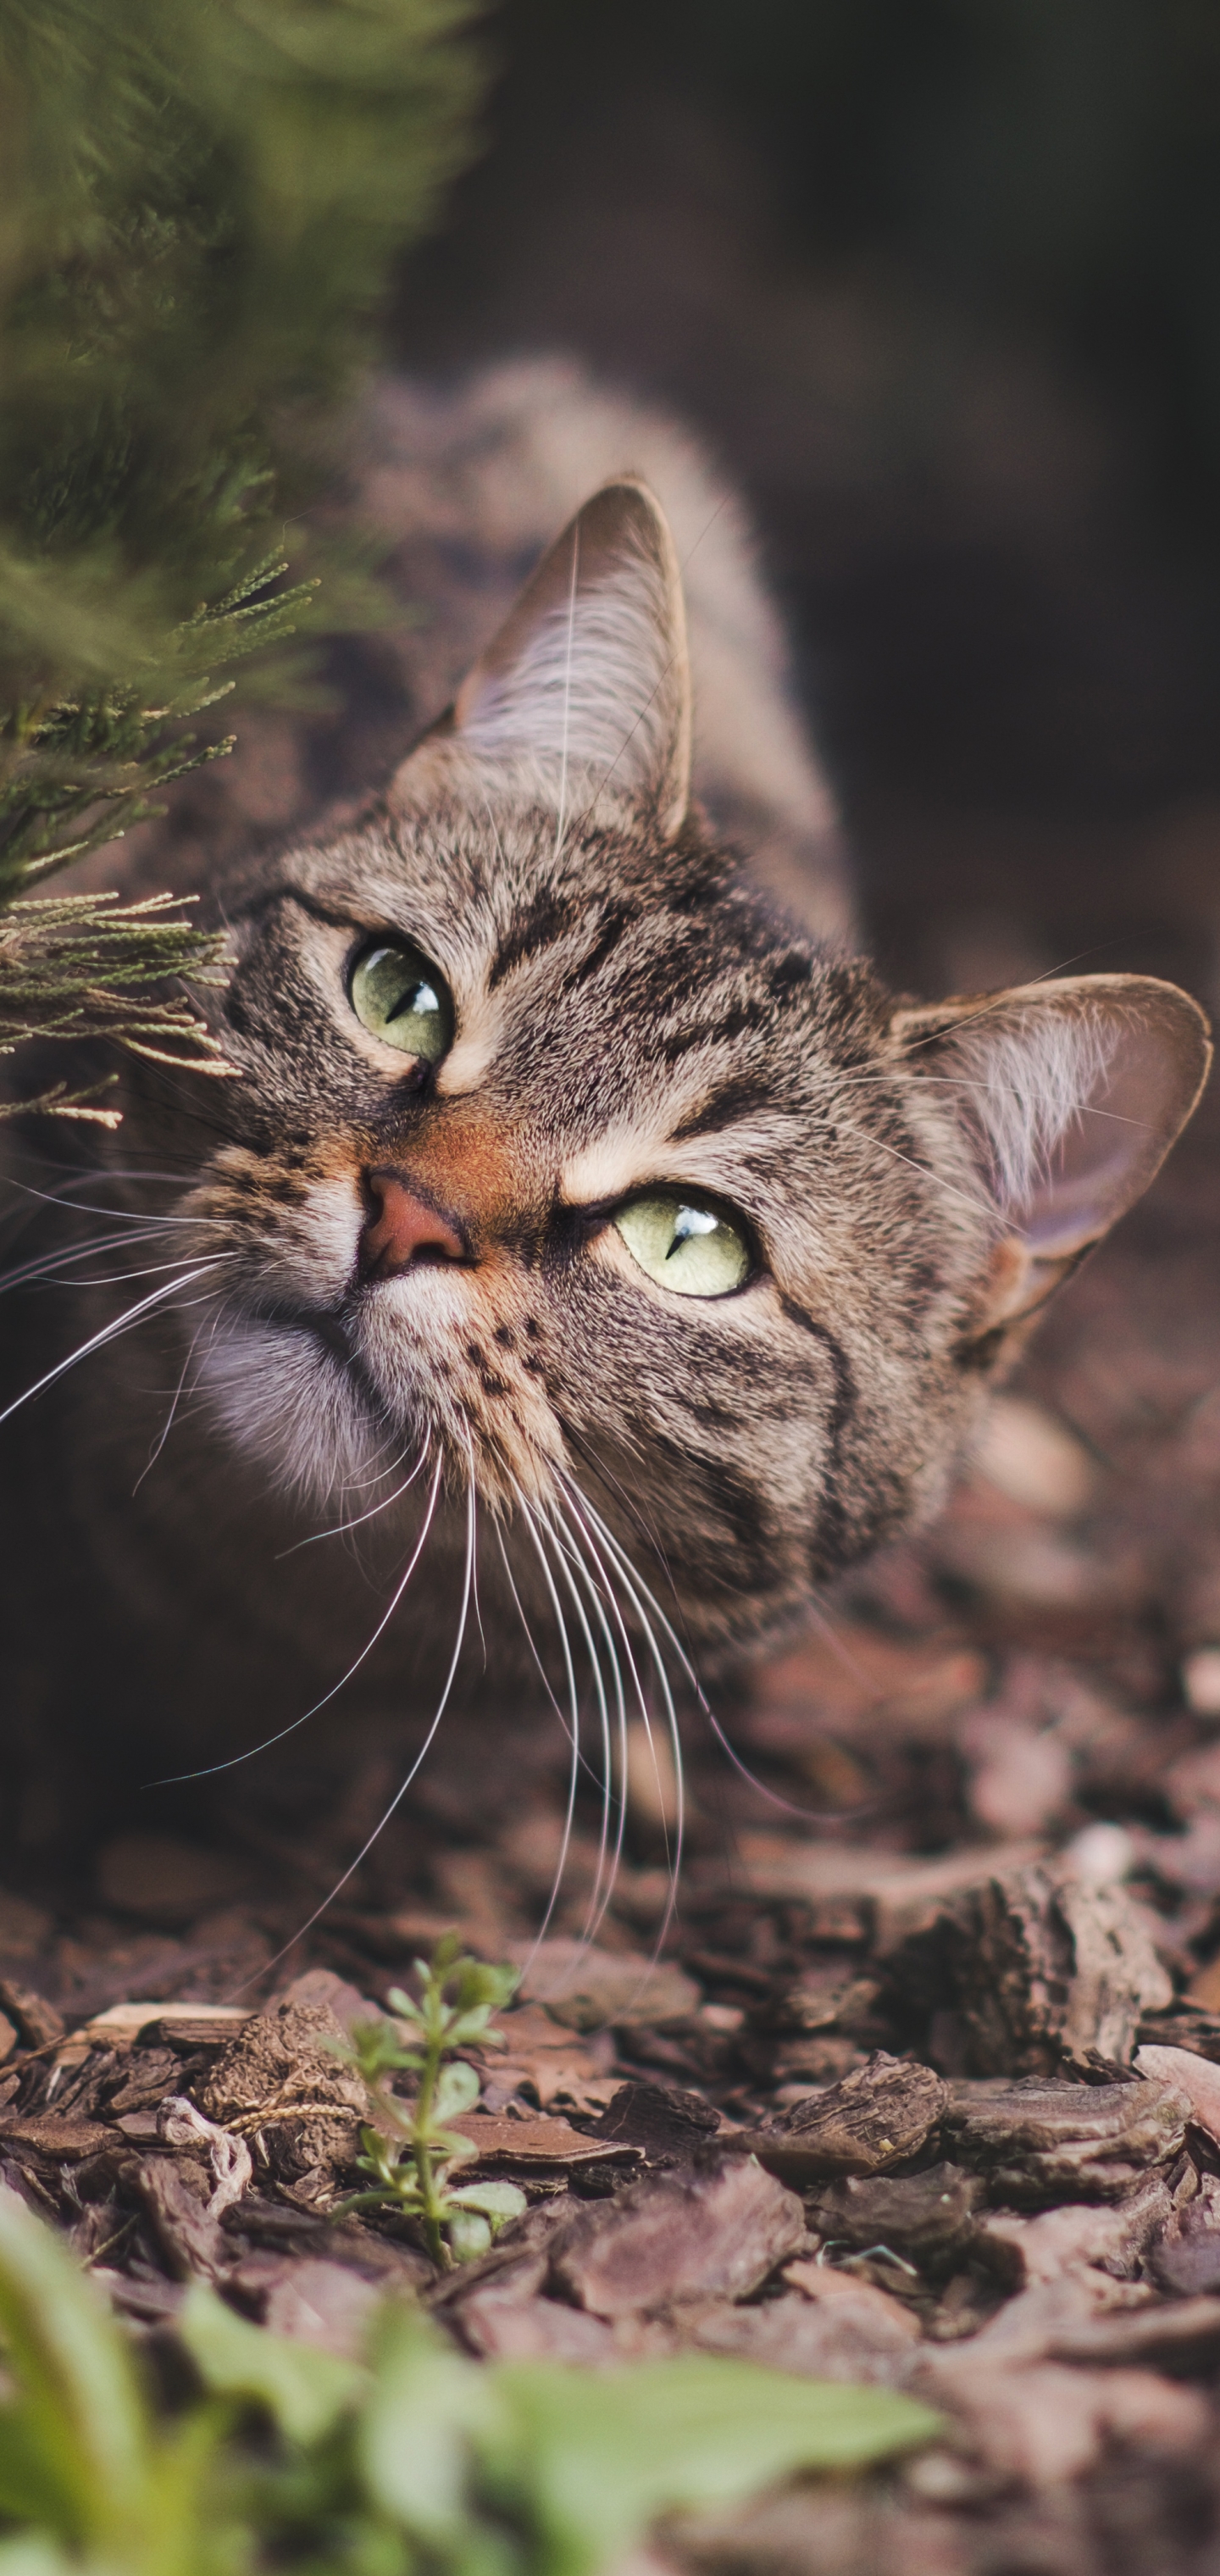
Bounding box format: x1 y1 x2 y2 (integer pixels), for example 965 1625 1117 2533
912 2356 1210 2489
277 1969 386 2038
450 2112 640 2172
1147 2177 1220 2297
105 2048 181 2114
740 1968 887 2085
893 1864 1173 2076
744 2053 948 2184
588 2079 721 2162
0 2113 114 2158
147 2014 257 2051
137 2154 223 2280
547 2151 806 2318
1139 2003 1220 2065
263 2259 381 2360
978 2176 1178 2287
674 2287 918 2384
78 2001 252 2051
199 2001 366 2175
0 1983 64 2051
785 2255 924 2339
1045 2296 1220 2371
944 2075 1191 2205
746 1966 884 2038
430 2193 580 2301
451 2286 615 2362
510 1940 701 2034
96 2268 185 2326
485 2001 616 2112
722 1836 1043 1949
1134 2042 1220 2146
805 2162 983 2273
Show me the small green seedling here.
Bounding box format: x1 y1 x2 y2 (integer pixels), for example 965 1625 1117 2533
338 1935 527 2267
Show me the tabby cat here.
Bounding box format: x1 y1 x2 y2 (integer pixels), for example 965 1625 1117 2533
0 361 1210 1864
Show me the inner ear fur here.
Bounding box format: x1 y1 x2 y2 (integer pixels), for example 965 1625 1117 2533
892 973 1212 1344
418 478 692 837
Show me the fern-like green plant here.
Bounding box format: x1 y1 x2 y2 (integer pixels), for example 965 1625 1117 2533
0 0 488 1117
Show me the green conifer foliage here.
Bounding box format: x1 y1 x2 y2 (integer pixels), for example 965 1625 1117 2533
0 0 486 1119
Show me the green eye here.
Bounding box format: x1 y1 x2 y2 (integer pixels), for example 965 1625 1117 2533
613 1192 751 1297
349 939 452 1061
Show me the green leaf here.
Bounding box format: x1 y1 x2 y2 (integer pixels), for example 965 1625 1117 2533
179 2283 363 2447
446 2212 492 2263
0 2185 152 2547
480 2357 941 2576
359 2306 505 2546
446 2183 528 2222
0 2541 75 2574
433 2060 480 2122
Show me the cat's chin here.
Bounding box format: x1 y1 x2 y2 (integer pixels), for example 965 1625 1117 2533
194 1308 409 1516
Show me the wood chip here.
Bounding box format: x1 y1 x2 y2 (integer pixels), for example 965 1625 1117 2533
893 1863 1173 2074
1045 2296 1220 2369
944 2076 1192 2203
488 2001 617 2115
743 2052 948 2182
978 2178 1177 2288
450 2112 640 2171
0 1982 64 2050
1134 2042 1220 2146
678 2287 918 2382
77 2001 252 2050
547 2151 806 2317
509 1940 701 2033
137 2154 222 2280
912 2357 1209 2488
805 2162 982 2272
450 2287 615 2363
724 1837 1043 1949
587 2079 722 2161
262 2258 381 2359
0 2113 113 2158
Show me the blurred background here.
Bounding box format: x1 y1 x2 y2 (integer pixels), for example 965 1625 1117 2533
392 0 1220 1008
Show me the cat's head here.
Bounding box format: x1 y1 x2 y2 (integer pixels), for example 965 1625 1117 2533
178 480 1210 1659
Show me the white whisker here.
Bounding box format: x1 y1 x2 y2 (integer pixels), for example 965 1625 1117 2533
526 1498 618 1943
237 1467 478 1985
559 1481 685 1950
153 1449 442 1781
275 1442 428 1556
502 1498 583 1956
0 1261 230 1430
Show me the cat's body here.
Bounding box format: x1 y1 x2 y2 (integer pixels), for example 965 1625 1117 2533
0 360 1209 1866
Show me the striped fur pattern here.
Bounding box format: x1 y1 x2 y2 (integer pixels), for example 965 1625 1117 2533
0 363 1208 1807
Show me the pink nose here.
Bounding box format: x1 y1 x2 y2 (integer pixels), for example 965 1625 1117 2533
362 1171 467 1278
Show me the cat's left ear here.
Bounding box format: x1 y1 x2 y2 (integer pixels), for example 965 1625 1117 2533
450 479 692 836
891 974 1212 1351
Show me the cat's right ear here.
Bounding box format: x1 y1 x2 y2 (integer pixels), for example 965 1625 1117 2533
398 480 692 837
891 974 1211 1357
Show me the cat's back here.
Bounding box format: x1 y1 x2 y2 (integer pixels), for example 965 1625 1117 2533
113 358 853 943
